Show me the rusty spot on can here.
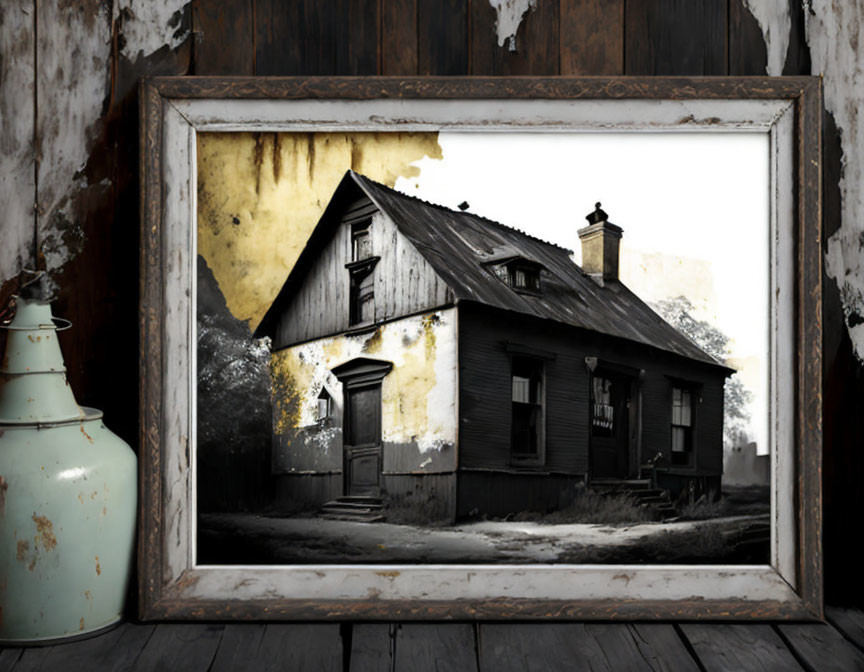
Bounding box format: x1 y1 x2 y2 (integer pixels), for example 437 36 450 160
32 514 57 551
80 425 94 443
79 617 85 630
16 539 28 562
95 556 101 575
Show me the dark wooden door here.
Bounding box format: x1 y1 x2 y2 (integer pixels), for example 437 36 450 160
590 372 631 479
344 383 382 496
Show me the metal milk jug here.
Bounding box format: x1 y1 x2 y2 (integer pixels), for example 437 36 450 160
0 296 137 643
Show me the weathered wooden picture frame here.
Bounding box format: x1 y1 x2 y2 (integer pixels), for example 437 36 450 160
139 76 822 620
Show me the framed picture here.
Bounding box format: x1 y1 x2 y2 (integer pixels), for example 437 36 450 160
139 76 822 620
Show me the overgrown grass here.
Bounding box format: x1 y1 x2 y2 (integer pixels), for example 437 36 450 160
513 489 652 525
676 490 730 521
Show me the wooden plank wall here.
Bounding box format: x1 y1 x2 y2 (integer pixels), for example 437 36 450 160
1 0 859 606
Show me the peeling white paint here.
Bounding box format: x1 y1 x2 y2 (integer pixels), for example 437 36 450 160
807 1 864 359
488 0 536 51
742 0 791 75
113 0 189 61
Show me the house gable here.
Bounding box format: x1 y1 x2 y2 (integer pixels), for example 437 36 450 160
264 175 454 349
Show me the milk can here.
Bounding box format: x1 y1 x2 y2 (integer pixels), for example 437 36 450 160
0 294 137 643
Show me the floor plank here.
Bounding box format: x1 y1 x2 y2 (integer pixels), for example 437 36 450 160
619 624 701 672
0 649 22 672
778 622 864 671
480 624 618 671
350 624 394 671
247 624 342 671
395 624 477 672
130 624 224 672
17 623 155 672
209 624 267 672
826 607 864 652
5 646 51 672
680 624 805 671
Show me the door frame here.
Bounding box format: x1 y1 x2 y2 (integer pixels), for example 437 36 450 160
331 357 394 496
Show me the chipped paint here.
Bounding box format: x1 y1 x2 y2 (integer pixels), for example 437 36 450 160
488 0 537 50
95 555 101 575
806 1 864 359
270 309 457 472
113 0 190 61
742 1 791 76
197 132 442 331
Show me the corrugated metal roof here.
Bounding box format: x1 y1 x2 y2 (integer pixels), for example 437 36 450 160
257 170 731 372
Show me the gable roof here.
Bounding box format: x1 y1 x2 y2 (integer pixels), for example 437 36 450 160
256 170 731 372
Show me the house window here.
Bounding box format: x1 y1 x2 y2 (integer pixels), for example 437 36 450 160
591 376 614 436
511 264 540 292
349 267 375 325
511 356 544 461
671 386 694 466
317 388 332 422
352 221 372 261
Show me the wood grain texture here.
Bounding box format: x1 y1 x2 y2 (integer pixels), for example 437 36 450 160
560 0 624 75
0 649 21 672
395 624 478 672
629 624 702 672
680 624 804 671
208 625 267 672
254 0 379 75
625 0 728 75
470 0 558 75
192 0 255 75
129 624 224 672
210 624 342 671
777 622 864 671
728 0 769 75
381 0 418 75
825 607 864 650
349 624 395 671
417 0 468 75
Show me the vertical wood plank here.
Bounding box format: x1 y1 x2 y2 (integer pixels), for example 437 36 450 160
417 0 468 75
381 0 418 74
560 0 624 75
255 0 379 75
349 624 395 671
470 0 558 75
728 0 768 75
192 0 255 75
0 0 35 286
679 624 804 671
395 624 478 672
624 0 728 75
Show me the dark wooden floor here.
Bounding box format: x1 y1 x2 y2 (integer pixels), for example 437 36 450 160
3 607 864 671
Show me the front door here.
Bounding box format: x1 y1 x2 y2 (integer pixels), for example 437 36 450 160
589 371 632 479
344 383 382 496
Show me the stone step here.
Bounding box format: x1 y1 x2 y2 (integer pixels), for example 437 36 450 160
322 500 383 512
337 496 383 505
319 512 385 523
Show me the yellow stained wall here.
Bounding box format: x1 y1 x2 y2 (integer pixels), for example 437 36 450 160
270 310 458 474
197 132 442 331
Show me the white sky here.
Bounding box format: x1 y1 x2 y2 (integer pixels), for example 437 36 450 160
394 132 770 454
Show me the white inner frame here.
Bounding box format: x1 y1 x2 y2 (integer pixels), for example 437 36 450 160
160 98 797 608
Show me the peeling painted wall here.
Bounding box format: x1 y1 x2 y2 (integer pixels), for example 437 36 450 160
744 0 864 360
270 308 458 476
488 0 537 50
197 132 442 331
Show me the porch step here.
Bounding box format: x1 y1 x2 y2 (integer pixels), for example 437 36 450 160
590 479 652 491
590 479 676 520
319 497 384 523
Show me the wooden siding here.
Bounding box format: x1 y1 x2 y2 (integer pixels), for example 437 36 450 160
458 304 727 479
273 197 452 348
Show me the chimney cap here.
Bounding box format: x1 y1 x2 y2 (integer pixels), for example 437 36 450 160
585 202 609 224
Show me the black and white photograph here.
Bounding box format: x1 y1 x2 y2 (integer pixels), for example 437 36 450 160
195 130 771 565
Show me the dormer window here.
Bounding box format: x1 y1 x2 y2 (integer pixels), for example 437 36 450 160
352 221 372 261
488 258 543 294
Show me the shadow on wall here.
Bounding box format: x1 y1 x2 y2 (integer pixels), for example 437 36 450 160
197 256 274 513
723 441 770 487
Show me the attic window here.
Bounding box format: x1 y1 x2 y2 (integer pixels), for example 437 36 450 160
352 221 372 261
490 259 542 294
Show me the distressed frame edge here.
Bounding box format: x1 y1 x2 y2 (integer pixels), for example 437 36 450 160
137 76 824 622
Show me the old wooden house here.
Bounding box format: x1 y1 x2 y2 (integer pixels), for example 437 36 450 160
255 170 733 523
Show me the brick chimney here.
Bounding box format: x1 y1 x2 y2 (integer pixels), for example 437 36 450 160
578 202 623 283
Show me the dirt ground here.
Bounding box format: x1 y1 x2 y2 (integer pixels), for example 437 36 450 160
198 490 769 565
